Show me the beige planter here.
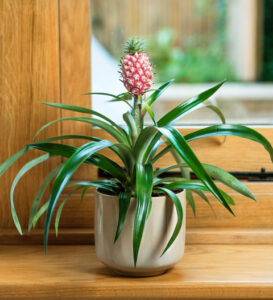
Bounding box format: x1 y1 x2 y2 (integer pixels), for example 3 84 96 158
94 189 186 277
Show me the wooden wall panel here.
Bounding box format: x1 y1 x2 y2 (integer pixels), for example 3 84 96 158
59 0 93 179
0 0 61 229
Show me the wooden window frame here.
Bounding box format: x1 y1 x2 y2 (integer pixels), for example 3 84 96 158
1 0 272 245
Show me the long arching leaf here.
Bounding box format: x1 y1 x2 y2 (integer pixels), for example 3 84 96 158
37 135 101 143
43 102 128 139
67 180 120 194
155 187 183 256
123 112 138 145
203 163 256 200
55 186 83 236
32 201 49 228
114 191 132 243
44 140 113 252
133 163 154 266
163 181 235 206
28 143 127 182
155 163 187 176
0 147 28 176
10 154 50 234
171 150 196 215
191 190 215 215
156 127 234 215
33 117 128 144
33 134 133 174
158 80 225 127
158 179 209 191
145 79 174 106
185 124 273 161
28 164 62 232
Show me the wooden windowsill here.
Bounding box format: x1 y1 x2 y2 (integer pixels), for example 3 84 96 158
1 244 273 299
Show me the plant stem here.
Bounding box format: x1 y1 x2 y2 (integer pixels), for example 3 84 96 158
133 95 142 134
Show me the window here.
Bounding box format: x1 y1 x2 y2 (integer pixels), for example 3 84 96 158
91 0 273 175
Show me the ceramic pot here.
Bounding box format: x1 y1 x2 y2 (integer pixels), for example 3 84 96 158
94 189 186 277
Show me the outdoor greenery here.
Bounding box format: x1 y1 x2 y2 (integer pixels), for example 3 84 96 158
145 0 235 83
1 39 273 267
147 27 236 83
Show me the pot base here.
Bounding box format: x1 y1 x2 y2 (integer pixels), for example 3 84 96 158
106 264 174 277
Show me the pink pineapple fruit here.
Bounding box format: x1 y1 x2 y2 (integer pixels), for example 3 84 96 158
121 38 153 95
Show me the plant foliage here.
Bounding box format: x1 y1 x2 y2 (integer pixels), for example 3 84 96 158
1 39 273 267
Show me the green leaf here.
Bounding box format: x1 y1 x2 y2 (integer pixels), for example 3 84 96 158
114 191 131 243
32 138 132 177
164 180 209 191
28 143 126 182
43 102 120 129
43 102 130 143
32 201 49 228
163 180 233 206
33 117 128 144
28 164 62 232
44 140 113 252
109 98 133 110
157 127 234 215
170 150 196 215
146 139 165 163
152 144 171 163
146 79 174 106
81 92 125 100
37 135 101 143
144 103 157 126
133 163 154 266
151 103 226 163
134 127 158 163
180 103 226 124
158 80 225 127
67 180 120 194
80 187 89 203
55 186 83 236
185 124 273 162
155 163 187 176
203 164 256 201
123 112 138 145
191 190 215 215
155 187 183 256
10 154 50 234
186 190 196 216
203 104 226 124
0 147 28 177
220 190 235 205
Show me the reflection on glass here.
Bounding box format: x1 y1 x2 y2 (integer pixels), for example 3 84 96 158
91 0 273 125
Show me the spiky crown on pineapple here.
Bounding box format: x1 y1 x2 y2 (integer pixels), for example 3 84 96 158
121 38 153 96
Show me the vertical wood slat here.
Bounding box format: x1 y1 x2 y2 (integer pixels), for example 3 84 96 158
59 0 93 179
0 0 61 229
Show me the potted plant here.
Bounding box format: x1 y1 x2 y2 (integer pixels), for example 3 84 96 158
1 38 273 277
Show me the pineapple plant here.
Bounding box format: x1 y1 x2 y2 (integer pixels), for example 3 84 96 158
0 37 273 274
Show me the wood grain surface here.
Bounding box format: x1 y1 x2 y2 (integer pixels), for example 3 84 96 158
0 244 272 299
0 0 61 229
59 0 93 179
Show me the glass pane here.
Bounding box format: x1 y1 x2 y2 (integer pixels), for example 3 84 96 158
91 0 273 125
